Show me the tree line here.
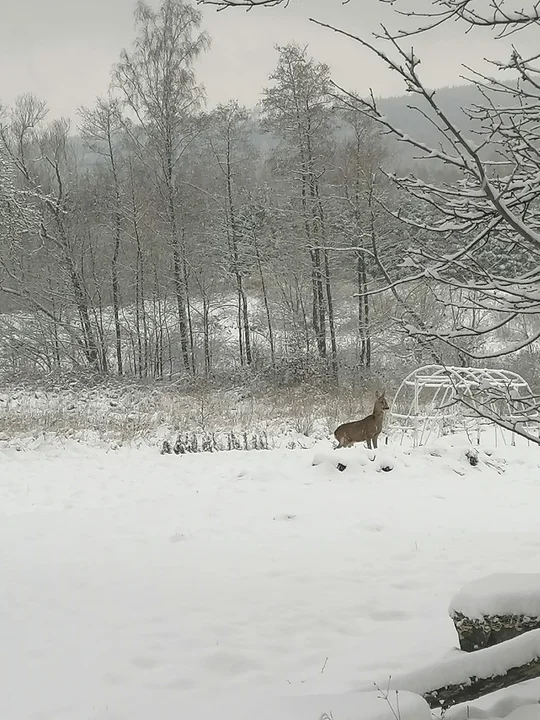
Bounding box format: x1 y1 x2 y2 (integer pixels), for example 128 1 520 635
3 0 534 392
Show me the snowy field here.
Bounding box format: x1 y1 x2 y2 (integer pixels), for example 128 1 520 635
2 434 540 719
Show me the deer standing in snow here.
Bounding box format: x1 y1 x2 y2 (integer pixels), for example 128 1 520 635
334 391 390 450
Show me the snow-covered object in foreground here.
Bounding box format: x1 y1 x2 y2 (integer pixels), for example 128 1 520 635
449 574 540 621
311 448 395 474
448 704 540 720
183 689 431 720
379 630 540 701
447 691 540 720
504 706 540 720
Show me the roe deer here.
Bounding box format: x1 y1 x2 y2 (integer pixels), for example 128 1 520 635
334 391 390 450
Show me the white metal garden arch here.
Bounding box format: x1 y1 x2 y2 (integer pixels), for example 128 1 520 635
389 364 537 447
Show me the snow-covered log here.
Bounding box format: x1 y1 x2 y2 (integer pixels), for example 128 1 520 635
385 629 540 709
449 574 540 652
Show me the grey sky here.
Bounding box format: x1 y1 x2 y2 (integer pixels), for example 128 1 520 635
0 0 523 122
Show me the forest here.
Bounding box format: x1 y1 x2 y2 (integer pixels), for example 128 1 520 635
4 0 535 398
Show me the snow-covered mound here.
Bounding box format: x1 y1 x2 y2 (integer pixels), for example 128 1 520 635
447 689 540 720
450 574 540 620
182 689 431 720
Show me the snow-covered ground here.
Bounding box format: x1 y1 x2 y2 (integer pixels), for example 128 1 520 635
2 434 540 719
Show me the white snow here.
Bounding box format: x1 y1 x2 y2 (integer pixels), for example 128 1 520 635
2 434 540 719
504 706 540 720
448 701 540 720
450 574 540 620
181 688 432 720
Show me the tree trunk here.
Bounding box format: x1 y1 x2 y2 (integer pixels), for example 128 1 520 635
323 247 338 378
351 126 372 370
171 218 191 372
47 269 62 369
181 228 196 375
253 231 275 368
152 265 164 379
357 239 371 368
294 276 310 357
202 293 211 377
299 155 325 358
306 129 327 361
240 287 252 365
165 151 191 372
225 134 252 367
129 160 148 377
66 254 100 370
107 128 123 375
237 290 244 366
316 177 337 377
87 241 108 373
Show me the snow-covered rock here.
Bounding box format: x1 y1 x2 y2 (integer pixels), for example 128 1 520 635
449 574 540 620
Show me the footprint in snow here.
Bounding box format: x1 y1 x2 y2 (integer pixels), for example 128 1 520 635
273 513 297 521
102 672 126 686
132 656 162 670
365 523 384 533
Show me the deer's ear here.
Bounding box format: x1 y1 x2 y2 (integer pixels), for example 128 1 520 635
375 390 380 398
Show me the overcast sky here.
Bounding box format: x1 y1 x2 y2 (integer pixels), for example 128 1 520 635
0 0 525 123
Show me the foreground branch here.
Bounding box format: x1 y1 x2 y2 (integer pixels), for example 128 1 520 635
197 0 291 7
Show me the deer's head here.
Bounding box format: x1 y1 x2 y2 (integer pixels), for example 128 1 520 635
375 390 390 411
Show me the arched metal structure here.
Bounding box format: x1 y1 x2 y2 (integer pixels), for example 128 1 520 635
389 365 538 447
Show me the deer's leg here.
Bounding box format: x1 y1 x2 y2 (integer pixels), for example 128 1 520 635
366 438 372 450
373 435 378 450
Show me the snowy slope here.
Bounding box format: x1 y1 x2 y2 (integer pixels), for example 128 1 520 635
1 436 540 719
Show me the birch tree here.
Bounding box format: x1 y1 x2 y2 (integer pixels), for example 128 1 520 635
206 102 254 367
79 98 125 374
262 44 338 375
114 0 210 374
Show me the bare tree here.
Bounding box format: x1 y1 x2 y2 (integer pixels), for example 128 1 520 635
262 44 338 374
206 102 254 367
334 107 389 369
114 0 210 374
208 0 540 435
238 193 277 369
322 6 540 371
79 98 125 374
1 97 106 370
